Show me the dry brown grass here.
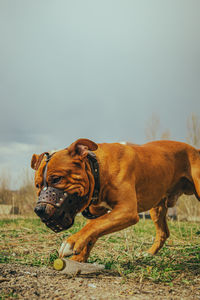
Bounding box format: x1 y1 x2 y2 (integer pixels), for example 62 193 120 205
0 169 37 215
177 195 200 222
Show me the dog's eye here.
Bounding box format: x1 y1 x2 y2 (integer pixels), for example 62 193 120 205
51 176 63 184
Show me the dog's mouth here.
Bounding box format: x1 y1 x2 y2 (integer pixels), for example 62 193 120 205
34 186 88 232
40 210 75 233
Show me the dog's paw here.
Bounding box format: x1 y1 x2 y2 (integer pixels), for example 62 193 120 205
59 241 74 258
58 233 91 258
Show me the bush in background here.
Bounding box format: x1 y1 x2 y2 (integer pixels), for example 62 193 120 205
0 169 37 215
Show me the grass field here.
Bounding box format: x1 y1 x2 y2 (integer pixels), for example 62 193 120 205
0 216 199 285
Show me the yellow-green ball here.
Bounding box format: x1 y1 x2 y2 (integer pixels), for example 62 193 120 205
53 258 65 271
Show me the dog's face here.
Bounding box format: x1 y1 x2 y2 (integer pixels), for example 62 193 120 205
31 139 98 231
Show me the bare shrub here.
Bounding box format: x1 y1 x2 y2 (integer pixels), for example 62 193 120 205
160 130 170 140
0 169 37 215
145 113 170 141
145 113 160 141
0 171 12 205
187 113 200 147
177 195 200 222
16 170 37 215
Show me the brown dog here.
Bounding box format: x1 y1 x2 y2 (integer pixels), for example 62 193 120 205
31 139 200 262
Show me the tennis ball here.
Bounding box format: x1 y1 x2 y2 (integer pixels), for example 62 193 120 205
53 258 66 271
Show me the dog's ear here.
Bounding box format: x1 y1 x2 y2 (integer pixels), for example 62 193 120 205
31 153 46 170
67 139 98 157
31 154 39 170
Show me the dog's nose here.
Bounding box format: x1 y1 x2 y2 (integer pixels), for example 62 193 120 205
34 206 46 217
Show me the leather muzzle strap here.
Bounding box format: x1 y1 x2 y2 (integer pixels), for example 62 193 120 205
42 152 52 190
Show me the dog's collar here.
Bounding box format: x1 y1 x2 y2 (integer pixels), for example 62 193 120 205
87 151 100 203
81 152 100 219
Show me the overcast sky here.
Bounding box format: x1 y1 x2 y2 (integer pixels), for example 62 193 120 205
0 0 200 188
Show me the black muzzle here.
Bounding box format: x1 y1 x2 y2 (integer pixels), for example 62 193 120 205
35 186 87 232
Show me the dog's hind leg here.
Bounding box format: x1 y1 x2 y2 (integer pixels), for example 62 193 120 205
189 150 200 201
191 170 200 201
147 199 169 255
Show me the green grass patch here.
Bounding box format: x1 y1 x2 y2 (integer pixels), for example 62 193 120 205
0 216 199 284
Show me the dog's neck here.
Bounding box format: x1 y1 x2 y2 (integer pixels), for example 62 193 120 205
81 152 101 219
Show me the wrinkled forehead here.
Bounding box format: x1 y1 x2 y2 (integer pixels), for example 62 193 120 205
47 149 70 166
35 149 70 177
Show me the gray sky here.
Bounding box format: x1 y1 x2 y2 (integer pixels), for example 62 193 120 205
0 0 200 188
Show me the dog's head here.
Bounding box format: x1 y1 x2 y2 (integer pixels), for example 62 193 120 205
31 139 98 232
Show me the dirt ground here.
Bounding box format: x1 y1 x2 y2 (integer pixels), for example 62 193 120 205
0 263 200 300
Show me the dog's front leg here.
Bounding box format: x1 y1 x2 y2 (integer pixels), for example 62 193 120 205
68 238 97 262
59 207 139 261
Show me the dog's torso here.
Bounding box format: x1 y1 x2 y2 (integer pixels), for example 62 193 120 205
92 140 198 213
